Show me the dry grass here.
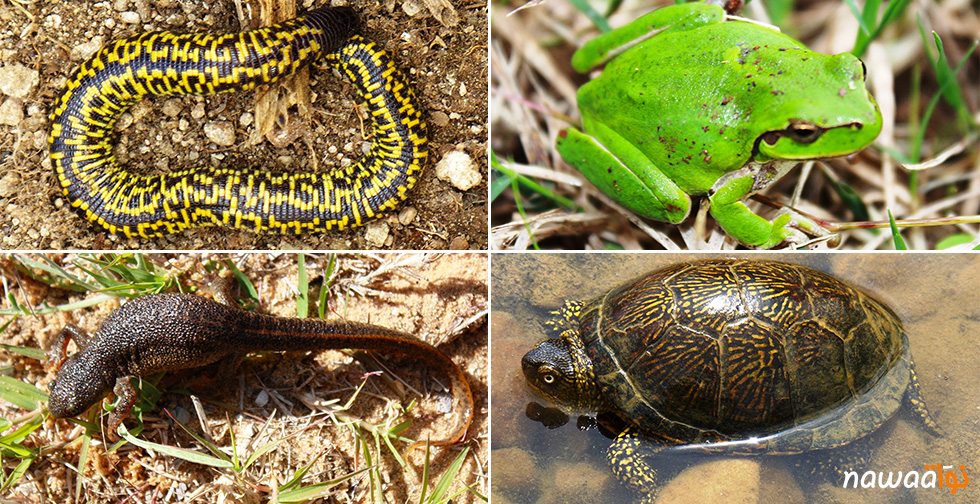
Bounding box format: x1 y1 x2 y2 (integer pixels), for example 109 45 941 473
490 0 979 249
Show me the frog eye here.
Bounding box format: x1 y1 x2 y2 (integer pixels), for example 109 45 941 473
785 123 823 144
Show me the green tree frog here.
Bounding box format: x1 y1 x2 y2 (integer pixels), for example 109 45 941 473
556 2 882 248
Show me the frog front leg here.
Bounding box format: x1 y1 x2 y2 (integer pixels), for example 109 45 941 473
557 123 691 224
708 165 833 248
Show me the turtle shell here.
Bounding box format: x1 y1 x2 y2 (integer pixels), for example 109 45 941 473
577 259 908 453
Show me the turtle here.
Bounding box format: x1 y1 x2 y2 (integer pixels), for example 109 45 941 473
521 259 941 501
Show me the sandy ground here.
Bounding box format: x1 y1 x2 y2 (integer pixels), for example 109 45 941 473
0 0 488 250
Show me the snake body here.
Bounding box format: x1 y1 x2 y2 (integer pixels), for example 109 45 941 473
49 7 427 237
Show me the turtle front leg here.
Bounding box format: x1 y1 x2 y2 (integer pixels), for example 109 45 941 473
607 428 667 503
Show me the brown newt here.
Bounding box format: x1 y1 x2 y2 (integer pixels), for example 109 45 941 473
47 292 473 447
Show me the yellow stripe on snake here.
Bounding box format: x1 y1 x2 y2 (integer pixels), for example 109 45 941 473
49 7 427 237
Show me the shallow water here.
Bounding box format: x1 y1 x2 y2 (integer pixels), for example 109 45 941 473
491 253 979 504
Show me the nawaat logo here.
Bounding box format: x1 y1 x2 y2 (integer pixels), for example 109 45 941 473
842 464 969 494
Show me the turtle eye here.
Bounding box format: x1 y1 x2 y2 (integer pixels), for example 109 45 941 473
538 366 559 385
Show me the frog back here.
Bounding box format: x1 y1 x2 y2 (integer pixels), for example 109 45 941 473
577 17 873 195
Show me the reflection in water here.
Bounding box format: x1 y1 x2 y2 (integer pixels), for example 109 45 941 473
491 254 979 504
526 402 570 429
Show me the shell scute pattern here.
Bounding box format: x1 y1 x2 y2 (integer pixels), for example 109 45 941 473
580 260 906 439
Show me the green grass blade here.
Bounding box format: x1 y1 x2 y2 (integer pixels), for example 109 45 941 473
426 446 470 504
297 253 309 318
116 423 234 468
936 234 976 249
489 172 512 202
0 376 47 411
0 343 45 360
0 414 43 446
225 259 258 301
74 431 91 500
0 456 34 492
240 438 285 470
492 152 576 209
888 211 907 250
275 466 374 503
566 0 611 32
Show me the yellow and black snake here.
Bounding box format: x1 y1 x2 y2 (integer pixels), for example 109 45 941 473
49 7 427 237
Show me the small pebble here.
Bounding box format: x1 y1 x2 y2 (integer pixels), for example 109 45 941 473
190 102 206 120
172 407 191 425
364 221 389 247
115 112 134 131
397 206 417 226
449 236 468 250
71 37 104 62
119 11 141 24
0 98 23 126
0 64 39 99
255 389 269 407
435 150 481 191
43 14 63 29
204 121 235 146
492 448 539 499
161 98 183 118
430 111 450 127
401 0 424 17
0 171 20 197
657 459 761 504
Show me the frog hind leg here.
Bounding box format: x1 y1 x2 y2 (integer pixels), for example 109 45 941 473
707 168 831 248
557 125 691 224
572 3 724 71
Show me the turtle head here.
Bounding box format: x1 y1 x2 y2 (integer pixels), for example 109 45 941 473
521 337 602 414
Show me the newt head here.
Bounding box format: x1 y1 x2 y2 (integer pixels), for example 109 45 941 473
48 354 113 418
